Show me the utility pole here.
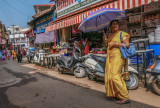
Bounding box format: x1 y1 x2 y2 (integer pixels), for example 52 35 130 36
19 32 21 50
11 25 15 51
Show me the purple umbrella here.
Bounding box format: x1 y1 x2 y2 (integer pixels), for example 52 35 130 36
78 8 125 32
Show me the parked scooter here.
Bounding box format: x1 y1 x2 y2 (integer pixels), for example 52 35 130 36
82 54 139 90
146 55 160 96
56 47 86 78
33 50 47 66
27 51 35 63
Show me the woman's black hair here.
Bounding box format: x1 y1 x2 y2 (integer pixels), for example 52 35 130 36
110 20 119 27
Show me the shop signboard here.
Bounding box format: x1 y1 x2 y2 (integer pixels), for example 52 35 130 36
57 0 104 18
35 10 56 33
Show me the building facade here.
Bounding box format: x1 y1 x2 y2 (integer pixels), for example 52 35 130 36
8 26 29 49
0 21 8 49
27 4 56 49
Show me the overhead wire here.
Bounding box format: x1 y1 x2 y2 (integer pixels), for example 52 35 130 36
16 0 32 8
2 0 15 25
1 0 50 28
2 0 31 18
0 1 12 26
23 0 33 6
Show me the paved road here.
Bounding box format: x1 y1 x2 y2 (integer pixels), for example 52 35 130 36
0 60 157 108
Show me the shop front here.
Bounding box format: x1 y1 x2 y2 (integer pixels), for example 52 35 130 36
46 0 159 55
33 9 56 50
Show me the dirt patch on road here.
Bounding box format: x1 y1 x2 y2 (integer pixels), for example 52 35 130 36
0 88 20 108
3 67 38 87
0 67 38 108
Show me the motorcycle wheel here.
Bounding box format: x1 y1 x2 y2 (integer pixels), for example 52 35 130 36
27 58 30 63
126 73 139 90
28 60 30 63
152 79 160 96
74 67 86 78
58 69 63 74
47 62 50 68
56 64 63 74
88 74 97 81
31 59 34 64
32 60 35 64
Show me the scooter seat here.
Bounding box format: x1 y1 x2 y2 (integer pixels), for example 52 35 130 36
91 55 106 63
62 56 72 62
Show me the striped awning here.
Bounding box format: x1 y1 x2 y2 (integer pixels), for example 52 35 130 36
46 0 159 32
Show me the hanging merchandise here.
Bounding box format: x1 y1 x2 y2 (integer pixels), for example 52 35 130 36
56 30 59 45
144 1 160 12
72 27 77 34
72 24 82 34
155 25 160 42
148 32 155 43
62 28 66 42
58 29 62 44
65 27 70 41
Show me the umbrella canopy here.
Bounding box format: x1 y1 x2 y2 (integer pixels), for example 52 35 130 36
78 8 125 32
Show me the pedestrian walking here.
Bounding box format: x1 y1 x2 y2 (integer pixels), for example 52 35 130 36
1 49 6 61
12 49 14 61
23 49 26 56
7 49 11 60
17 49 22 63
103 20 130 104
4 48 7 58
13 50 17 61
0 50 2 61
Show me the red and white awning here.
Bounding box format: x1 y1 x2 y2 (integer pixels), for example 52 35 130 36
46 0 159 32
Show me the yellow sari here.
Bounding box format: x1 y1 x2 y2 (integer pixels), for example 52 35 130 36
105 31 129 99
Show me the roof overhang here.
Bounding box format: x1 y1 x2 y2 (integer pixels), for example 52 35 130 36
32 7 54 20
34 4 55 14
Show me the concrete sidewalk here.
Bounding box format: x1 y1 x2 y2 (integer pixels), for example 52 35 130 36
22 58 160 108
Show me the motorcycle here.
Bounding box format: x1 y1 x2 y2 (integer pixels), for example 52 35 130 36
146 55 160 96
33 50 49 66
82 54 139 90
56 47 86 78
27 51 35 63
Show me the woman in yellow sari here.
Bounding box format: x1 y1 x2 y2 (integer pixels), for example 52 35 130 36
103 20 130 104
13 50 17 61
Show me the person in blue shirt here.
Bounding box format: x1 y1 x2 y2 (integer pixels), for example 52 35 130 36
0 50 2 60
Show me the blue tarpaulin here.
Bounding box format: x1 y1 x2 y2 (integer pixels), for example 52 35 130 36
29 48 34 51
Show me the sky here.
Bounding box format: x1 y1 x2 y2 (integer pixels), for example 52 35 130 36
0 0 54 29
